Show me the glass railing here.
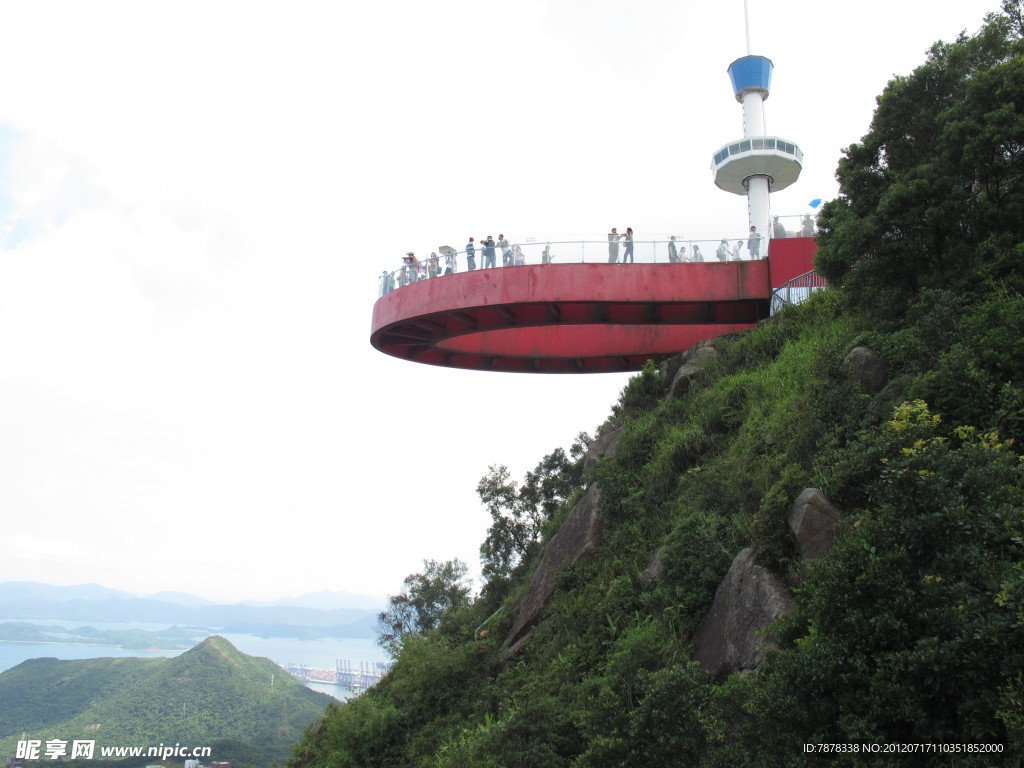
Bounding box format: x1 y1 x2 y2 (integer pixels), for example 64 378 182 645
711 135 804 169
377 227 818 298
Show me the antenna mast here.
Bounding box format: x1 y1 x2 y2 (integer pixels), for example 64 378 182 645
743 0 751 55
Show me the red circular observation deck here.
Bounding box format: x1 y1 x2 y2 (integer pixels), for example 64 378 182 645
370 237 817 374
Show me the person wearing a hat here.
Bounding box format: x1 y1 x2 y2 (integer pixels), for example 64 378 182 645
402 252 419 284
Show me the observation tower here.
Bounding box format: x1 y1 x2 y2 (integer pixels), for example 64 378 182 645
710 55 803 238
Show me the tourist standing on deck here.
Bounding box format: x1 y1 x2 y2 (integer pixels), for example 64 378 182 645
608 228 620 263
466 237 476 270
668 236 678 263
716 239 729 261
483 236 497 268
748 226 762 258
622 228 634 263
403 252 419 283
498 234 511 266
732 241 743 261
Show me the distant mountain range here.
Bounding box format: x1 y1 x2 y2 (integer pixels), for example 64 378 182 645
0 581 385 610
0 636 333 768
0 582 139 603
0 582 383 639
239 588 385 612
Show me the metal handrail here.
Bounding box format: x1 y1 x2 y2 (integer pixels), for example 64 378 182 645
377 216 821 298
769 269 829 315
381 236 766 298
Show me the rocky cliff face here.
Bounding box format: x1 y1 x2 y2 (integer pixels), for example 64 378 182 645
504 484 604 652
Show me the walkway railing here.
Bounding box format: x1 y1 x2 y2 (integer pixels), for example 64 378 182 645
377 216 819 298
769 269 829 315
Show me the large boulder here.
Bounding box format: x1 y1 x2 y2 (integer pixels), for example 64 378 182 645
584 422 624 473
693 548 794 682
845 345 888 394
788 488 842 564
667 345 718 399
504 485 604 650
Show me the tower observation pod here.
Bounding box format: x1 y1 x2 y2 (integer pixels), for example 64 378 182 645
710 56 802 239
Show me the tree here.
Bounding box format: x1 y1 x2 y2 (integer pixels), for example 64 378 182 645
476 433 590 586
816 8 1024 316
376 559 472 658
732 412 1024 755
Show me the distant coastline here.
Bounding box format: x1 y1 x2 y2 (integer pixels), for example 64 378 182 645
0 638 179 652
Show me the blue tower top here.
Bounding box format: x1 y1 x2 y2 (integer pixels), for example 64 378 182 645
727 55 774 102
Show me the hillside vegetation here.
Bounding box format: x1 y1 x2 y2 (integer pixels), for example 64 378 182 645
290 7 1024 767
0 637 332 768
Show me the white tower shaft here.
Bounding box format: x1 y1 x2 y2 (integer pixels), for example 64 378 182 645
741 90 770 239
741 91 765 140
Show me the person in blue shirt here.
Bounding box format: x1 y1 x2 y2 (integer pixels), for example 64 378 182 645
482 236 497 269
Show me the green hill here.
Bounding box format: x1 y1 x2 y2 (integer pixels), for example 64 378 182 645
0 636 332 768
287 7 1024 768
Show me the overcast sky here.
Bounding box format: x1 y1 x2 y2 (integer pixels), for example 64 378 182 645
0 0 1000 603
